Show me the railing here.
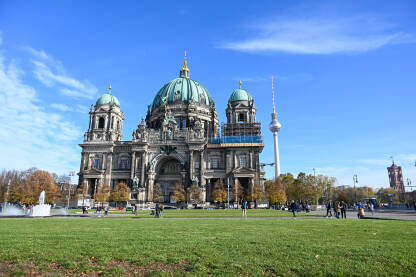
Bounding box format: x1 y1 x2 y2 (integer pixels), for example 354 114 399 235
210 136 263 144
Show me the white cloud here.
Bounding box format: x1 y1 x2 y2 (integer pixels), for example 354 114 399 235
50 103 70 112
26 47 98 99
220 16 414 54
0 37 81 174
76 104 90 114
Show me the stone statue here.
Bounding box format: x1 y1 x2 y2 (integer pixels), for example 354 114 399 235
132 177 140 189
166 128 172 140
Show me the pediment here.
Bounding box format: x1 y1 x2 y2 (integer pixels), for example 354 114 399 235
84 168 104 174
231 167 255 174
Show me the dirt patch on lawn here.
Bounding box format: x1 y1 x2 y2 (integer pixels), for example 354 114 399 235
0 259 190 276
107 259 190 276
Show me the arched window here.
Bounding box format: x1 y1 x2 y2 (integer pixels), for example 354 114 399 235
98 117 105 129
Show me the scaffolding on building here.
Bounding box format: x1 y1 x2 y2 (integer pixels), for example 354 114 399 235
211 122 263 144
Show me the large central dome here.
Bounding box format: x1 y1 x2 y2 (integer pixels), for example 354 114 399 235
150 54 215 113
151 77 215 112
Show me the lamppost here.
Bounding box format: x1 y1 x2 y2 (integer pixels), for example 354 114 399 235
353 175 358 205
226 179 230 209
67 171 75 208
313 168 317 205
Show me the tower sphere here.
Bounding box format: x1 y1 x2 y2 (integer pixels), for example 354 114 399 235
269 114 281 132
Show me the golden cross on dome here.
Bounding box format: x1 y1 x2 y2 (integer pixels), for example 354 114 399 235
239 80 242 88
182 50 188 70
108 84 112 94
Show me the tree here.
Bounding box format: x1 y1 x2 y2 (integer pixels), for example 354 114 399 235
111 182 130 207
189 184 202 205
153 183 164 203
94 187 110 206
377 187 400 205
248 183 264 206
8 169 60 205
212 179 227 203
171 182 186 203
231 179 244 205
266 178 287 206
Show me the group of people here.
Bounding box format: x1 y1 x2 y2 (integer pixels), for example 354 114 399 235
325 201 375 219
289 200 312 217
325 201 348 219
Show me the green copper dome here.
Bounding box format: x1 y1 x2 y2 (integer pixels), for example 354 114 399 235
151 77 215 112
96 93 120 106
229 88 252 102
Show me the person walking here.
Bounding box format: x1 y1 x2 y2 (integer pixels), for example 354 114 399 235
340 201 347 219
241 199 247 217
104 206 108 216
155 203 162 218
326 201 333 218
357 202 364 219
335 202 341 219
369 202 374 216
133 205 138 216
290 200 296 218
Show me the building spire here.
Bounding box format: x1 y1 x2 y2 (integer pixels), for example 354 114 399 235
108 84 112 95
239 80 242 89
180 50 190 78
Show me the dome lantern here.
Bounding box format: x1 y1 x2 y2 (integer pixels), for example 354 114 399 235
179 50 190 78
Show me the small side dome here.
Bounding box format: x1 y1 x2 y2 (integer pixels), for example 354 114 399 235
229 88 252 102
96 85 120 106
96 93 120 106
229 81 252 102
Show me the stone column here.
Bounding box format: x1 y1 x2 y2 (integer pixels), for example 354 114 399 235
249 151 253 169
130 152 136 179
141 152 145 187
88 114 93 132
200 150 206 197
147 173 155 202
200 178 206 203
104 153 113 189
189 150 194 179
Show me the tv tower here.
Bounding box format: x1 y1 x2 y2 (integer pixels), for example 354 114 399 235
269 76 282 179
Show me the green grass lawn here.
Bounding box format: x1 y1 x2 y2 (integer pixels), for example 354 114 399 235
0 218 415 276
66 208 319 218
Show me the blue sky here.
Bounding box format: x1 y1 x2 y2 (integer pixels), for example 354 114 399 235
0 0 415 189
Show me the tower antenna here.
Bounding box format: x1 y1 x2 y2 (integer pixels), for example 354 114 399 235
272 75 276 114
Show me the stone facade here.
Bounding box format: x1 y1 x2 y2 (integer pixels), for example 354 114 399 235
78 59 265 205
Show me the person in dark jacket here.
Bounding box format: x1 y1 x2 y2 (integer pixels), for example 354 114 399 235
241 199 248 217
155 203 163 218
290 200 296 217
340 201 347 219
326 201 333 217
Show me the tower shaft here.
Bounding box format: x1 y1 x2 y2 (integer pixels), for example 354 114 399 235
273 131 280 177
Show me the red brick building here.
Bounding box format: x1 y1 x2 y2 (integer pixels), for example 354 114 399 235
387 163 405 193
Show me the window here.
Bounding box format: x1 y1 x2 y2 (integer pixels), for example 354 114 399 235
182 120 186 129
93 159 101 169
194 161 200 169
211 158 219 169
98 117 105 128
120 159 129 169
239 156 247 168
238 113 245 122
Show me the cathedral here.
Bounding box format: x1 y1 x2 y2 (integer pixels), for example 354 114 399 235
78 55 265 205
